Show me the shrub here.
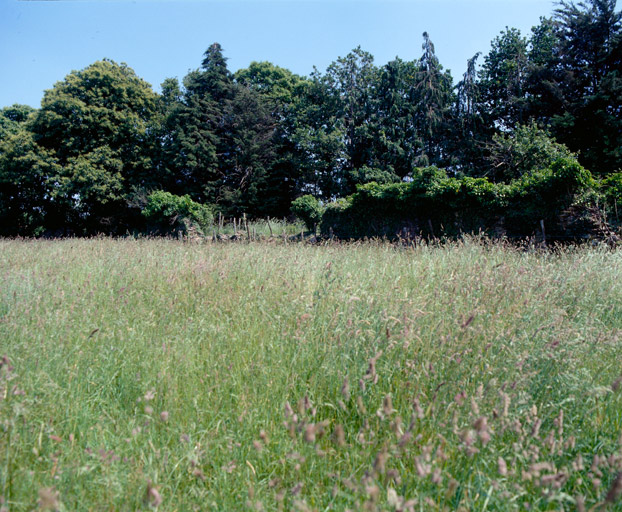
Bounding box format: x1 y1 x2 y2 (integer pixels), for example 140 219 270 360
347 166 400 186
142 191 213 235
291 195 324 232
488 122 577 181
321 159 597 240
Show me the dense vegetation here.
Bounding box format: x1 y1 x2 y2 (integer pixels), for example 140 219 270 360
1 0 621 238
1 238 621 510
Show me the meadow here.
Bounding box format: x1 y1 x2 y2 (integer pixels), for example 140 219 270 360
0 238 621 511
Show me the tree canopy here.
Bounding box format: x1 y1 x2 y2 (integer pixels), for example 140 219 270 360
1 0 620 236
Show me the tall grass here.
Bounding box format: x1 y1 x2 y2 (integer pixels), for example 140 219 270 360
211 218 306 237
0 238 621 510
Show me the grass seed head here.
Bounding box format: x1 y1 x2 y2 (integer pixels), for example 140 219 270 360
605 472 622 504
144 481 162 508
470 398 480 416
531 418 542 438
356 396 367 414
498 457 508 476
383 394 395 417
285 402 294 418
333 424 346 447
340 377 350 401
259 429 269 443
373 449 389 475
304 424 316 443
37 487 59 511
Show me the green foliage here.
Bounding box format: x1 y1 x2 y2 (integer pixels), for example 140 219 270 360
414 32 455 165
290 194 324 231
142 190 213 234
218 85 276 217
25 59 160 233
372 58 424 177
2 239 622 509
167 44 279 217
322 158 594 240
488 122 577 181
1 0 620 236
602 172 622 202
548 0 622 174
31 60 158 168
0 104 35 140
479 27 529 130
0 129 60 236
234 61 304 106
502 157 591 233
54 147 126 231
234 62 309 216
347 166 400 186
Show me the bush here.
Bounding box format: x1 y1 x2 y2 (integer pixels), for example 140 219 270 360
321 159 597 241
347 166 400 186
291 195 324 232
488 122 577 181
142 191 213 235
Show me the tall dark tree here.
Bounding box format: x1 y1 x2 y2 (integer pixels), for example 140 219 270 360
28 59 159 232
169 44 235 202
451 52 491 174
549 0 622 173
217 84 276 216
323 47 379 193
413 32 455 166
170 44 280 215
525 17 563 126
151 77 183 193
288 72 347 200
479 27 530 131
0 130 59 235
456 53 481 121
234 62 309 215
372 57 422 179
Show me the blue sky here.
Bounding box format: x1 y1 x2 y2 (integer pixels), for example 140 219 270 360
1 0 555 108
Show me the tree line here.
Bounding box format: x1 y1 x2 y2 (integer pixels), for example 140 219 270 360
0 0 621 237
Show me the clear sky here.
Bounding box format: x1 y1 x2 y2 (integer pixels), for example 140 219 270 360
1 0 556 108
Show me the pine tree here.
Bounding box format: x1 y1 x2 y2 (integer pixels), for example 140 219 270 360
413 32 455 166
550 0 622 173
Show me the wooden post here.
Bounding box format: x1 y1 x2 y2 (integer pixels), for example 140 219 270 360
540 219 546 247
233 218 237 235
266 217 273 237
427 219 435 239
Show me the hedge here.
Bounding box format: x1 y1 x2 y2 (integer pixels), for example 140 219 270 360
321 158 598 240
